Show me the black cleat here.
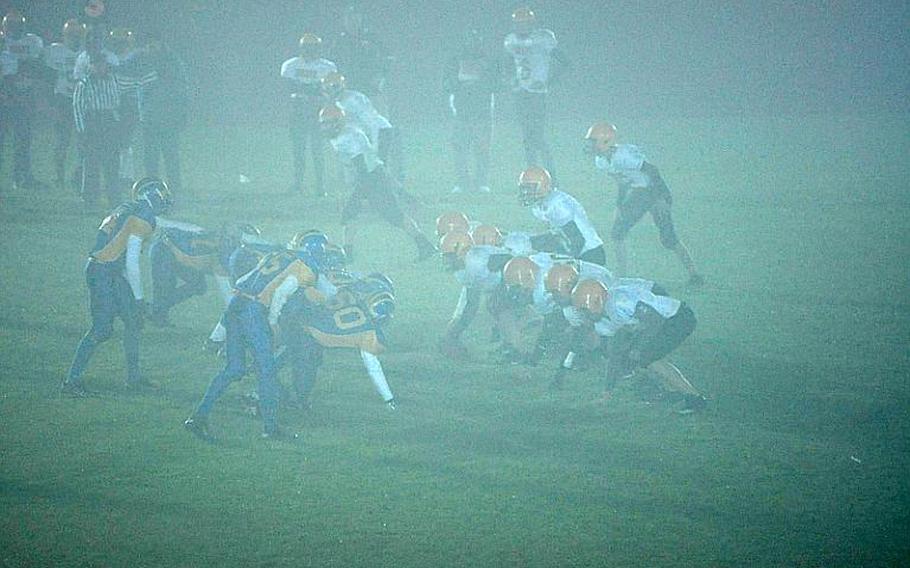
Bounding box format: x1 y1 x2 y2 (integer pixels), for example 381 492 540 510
184 416 215 443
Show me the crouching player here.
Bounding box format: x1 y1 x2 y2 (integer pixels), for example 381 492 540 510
518 166 606 265
559 278 706 413
62 178 173 395
319 103 435 261
184 236 319 441
585 122 704 285
437 229 515 359
281 270 398 409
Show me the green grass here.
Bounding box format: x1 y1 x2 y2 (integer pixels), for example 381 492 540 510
1 112 908 567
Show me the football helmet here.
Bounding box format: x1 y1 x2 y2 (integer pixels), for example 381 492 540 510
288 230 328 264
1 11 25 37
471 224 503 247
571 279 608 316
518 166 552 206
435 211 470 237
503 256 539 290
298 32 322 57
323 242 348 270
439 230 474 269
108 28 134 55
321 71 347 97
319 103 346 137
511 7 536 24
585 122 618 155
545 263 579 300
63 19 86 46
132 177 173 215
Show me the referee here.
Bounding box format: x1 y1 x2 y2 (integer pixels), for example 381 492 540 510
74 52 122 208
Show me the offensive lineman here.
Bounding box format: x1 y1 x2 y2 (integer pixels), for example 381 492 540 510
281 33 336 197
318 103 434 261
585 122 705 285
518 166 606 265
503 7 568 181
184 236 321 441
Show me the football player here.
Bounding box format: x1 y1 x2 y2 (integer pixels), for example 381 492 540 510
437 230 514 359
281 33 337 196
503 7 568 181
148 223 256 327
444 28 500 194
518 166 606 265
557 279 706 413
62 177 173 396
322 71 404 183
0 10 45 191
585 122 705 285
318 104 435 261
44 19 86 190
280 270 398 410
184 234 321 441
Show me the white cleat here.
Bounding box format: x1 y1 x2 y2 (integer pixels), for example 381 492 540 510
478 185 491 193
450 185 463 194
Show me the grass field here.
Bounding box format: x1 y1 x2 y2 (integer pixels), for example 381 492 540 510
1 110 908 567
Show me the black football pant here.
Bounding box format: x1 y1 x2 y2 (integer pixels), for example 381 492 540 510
143 123 183 193
81 114 122 206
289 108 325 195
0 97 35 186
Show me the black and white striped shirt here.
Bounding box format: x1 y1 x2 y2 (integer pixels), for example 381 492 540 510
73 70 157 132
73 72 120 133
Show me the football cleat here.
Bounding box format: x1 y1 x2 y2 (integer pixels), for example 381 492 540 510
386 398 398 411
435 211 470 237
471 224 503 247
585 122 618 155
132 177 173 215
570 279 608 316
60 379 89 397
518 166 553 205
545 263 580 301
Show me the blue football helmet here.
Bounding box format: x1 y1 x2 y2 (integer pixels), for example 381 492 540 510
132 177 173 215
288 230 328 265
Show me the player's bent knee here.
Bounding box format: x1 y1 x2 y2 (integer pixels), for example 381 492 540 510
90 325 114 344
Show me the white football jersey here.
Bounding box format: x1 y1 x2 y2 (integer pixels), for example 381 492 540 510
44 42 79 96
596 144 651 188
330 125 383 182
456 245 508 291
532 190 604 254
336 89 392 144
2 33 43 87
280 57 336 91
503 29 557 93
564 281 680 337
529 252 558 316
73 49 119 80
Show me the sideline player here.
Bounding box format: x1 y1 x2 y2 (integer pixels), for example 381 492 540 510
444 28 499 194
585 122 704 285
503 7 567 181
281 33 336 196
319 103 434 261
518 166 606 265
0 10 45 191
44 19 86 190
62 178 173 395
